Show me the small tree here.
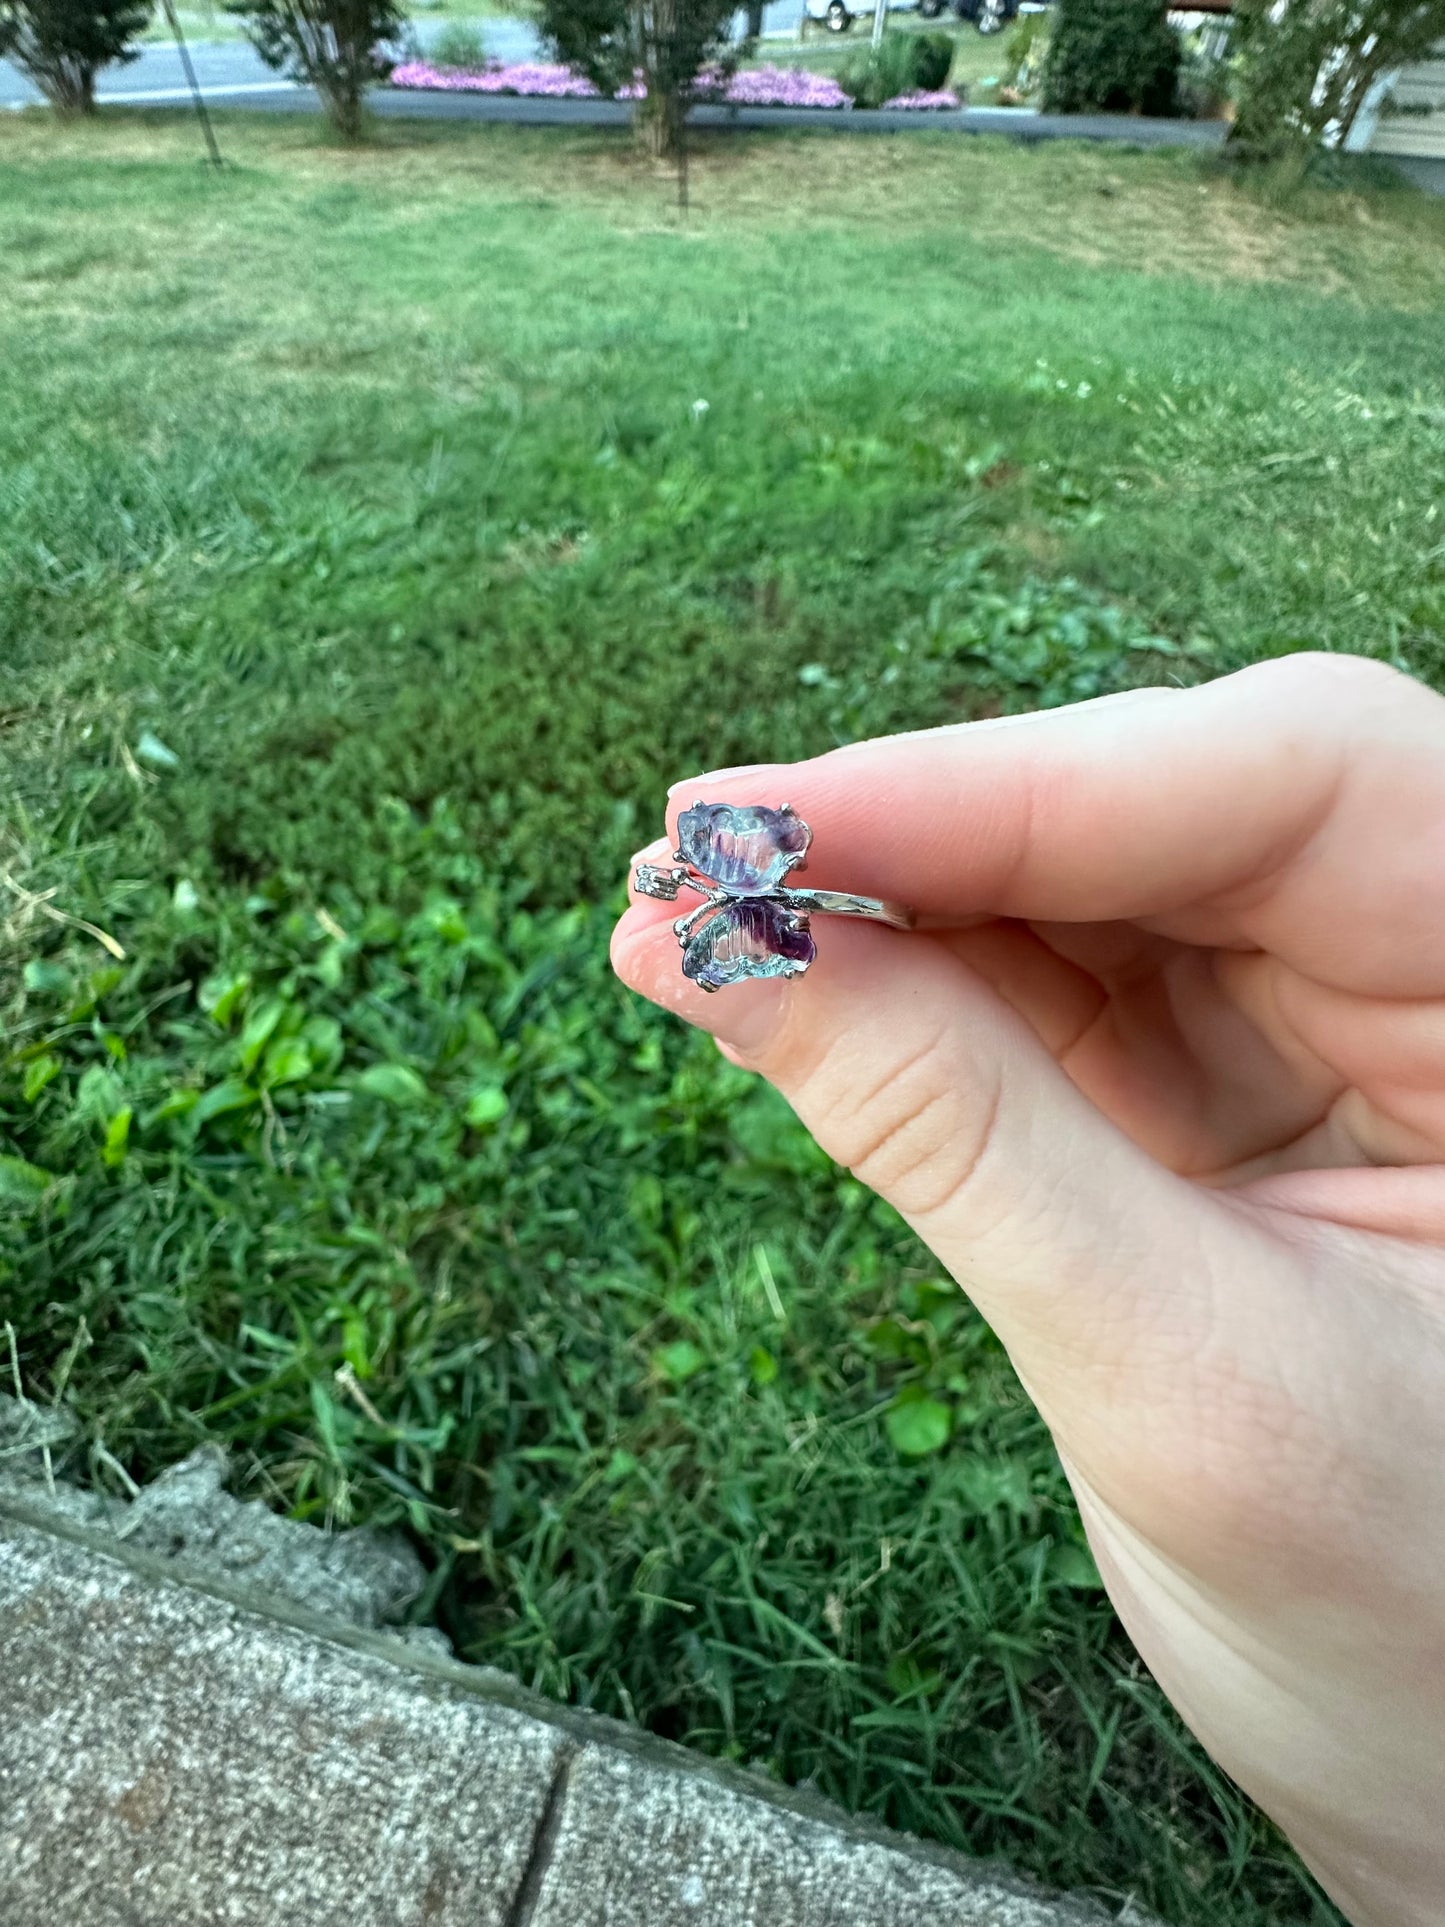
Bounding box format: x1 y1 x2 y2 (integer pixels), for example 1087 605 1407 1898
0 0 150 113
224 0 407 140
1039 0 1182 115
1229 0 1445 159
537 0 739 159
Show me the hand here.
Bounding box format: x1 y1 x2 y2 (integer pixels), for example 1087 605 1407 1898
612 653 1445 1927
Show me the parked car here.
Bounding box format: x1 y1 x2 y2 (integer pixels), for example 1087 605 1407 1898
802 0 1018 31
801 0 912 30
919 0 1018 30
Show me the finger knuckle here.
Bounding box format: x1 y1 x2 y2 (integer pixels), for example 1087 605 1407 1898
818 1038 1001 1221
1257 649 1417 711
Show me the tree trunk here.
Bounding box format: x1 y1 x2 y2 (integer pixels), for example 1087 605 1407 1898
746 0 765 36
322 73 366 140
41 56 97 115
635 86 684 158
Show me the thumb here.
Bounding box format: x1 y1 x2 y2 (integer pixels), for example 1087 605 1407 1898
611 890 1276 1534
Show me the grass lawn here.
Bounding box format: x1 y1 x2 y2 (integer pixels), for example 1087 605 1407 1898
141 3 248 41
3 109 1443 1925
142 0 522 40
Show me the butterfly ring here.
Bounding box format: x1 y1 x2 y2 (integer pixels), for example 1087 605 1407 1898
633 802 915 992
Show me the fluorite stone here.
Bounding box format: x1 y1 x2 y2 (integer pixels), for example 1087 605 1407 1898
676 803 811 894
682 900 816 991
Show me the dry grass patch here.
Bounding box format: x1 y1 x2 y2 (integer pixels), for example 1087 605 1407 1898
3 110 1444 307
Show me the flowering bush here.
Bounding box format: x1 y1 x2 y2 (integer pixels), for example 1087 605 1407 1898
720 62 849 107
392 58 610 95
390 57 961 109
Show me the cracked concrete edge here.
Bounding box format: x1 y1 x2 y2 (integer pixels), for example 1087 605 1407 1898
0 1454 1160 1927
0 1393 425 1626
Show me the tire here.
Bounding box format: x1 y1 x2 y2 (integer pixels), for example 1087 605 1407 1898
918 0 946 15
975 0 1007 28
825 1 851 28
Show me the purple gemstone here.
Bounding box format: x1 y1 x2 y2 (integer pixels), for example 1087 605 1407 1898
677 803 811 895
682 900 816 991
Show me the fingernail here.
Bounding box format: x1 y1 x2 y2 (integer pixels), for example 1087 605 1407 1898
666 763 771 798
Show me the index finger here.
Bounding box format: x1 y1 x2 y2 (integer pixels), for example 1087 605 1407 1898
660 655 1445 998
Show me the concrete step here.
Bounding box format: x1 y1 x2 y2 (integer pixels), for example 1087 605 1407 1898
0 1417 1155 1927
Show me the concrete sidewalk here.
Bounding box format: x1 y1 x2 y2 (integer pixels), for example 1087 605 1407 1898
0 1421 1153 1927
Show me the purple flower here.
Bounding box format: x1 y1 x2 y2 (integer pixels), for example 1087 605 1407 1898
721 64 850 108
390 59 960 111
881 87 962 110
389 60 602 96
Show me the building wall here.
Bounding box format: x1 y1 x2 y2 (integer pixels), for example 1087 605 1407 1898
1368 50 1445 158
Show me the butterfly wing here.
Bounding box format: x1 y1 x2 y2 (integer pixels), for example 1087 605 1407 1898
676 803 811 895
681 900 816 991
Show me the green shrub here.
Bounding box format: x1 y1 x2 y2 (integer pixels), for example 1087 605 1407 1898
431 20 488 70
999 11 1047 97
839 27 948 107
911 28 954 91
1039 0 1181 116
1175 22 1232 121
838 29 915 107
0 0 149 112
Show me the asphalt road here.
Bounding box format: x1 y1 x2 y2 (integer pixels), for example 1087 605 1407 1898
323 89 1226 143
0 4 800 108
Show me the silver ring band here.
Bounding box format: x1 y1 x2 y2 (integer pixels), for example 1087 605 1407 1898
775 887 915 930
632 870 914 931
